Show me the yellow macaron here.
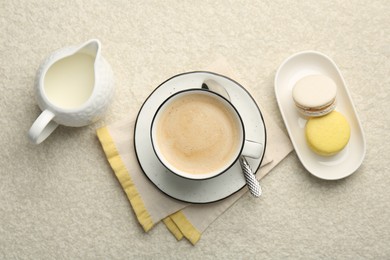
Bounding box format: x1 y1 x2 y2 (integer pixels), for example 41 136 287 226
305 111 350 156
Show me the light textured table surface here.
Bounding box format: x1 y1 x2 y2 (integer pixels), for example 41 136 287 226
1 1 389 259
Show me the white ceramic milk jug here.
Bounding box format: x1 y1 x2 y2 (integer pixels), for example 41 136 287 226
28 39 114 144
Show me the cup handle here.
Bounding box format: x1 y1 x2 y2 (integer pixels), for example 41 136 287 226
28 110 58 144
242 140 263 159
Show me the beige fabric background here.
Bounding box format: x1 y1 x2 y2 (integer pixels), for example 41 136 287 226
1 0 389 259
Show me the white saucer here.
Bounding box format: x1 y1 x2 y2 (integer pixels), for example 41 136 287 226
134 71 266 203
275 51 366 180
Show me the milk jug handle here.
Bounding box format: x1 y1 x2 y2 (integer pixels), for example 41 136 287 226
28 110 58 144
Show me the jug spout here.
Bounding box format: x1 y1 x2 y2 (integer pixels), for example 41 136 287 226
78 39 101 58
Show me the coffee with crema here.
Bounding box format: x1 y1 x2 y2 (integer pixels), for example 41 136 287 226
155 92 242 175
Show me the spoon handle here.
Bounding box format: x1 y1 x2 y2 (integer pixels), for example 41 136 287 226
239 157 262 197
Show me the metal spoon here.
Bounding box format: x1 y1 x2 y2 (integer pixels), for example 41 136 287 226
202 79 262 197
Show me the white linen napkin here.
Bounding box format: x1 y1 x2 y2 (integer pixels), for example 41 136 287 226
96 58 293 244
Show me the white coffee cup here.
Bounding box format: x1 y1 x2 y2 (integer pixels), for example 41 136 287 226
151 89 263 180
28 39 114 144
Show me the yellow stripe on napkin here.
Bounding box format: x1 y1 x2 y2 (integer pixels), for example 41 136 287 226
97 127 154 232
169 211 201 245
163 217 184 241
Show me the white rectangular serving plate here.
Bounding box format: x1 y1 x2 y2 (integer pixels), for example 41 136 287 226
274 51 366 180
